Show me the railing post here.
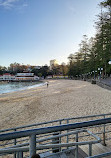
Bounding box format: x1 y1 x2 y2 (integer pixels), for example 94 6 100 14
19 152 23 158
103 115 106 146
59 120 62 151
52 132 60 153
89 144 92 156
75 133 78 158
17 152 19 158
17 152 23 158
67 119 69 143
29 134 36 158
14 129 17 158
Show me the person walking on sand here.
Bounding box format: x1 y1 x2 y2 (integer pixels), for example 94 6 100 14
47 81 49 88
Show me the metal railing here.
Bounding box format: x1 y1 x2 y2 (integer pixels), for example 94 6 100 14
0 129 101 158
87 151 111 158
1 113 111 157
1 113 111 144
1 117 111 157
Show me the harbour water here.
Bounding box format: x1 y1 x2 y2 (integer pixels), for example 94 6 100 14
0 81 45 94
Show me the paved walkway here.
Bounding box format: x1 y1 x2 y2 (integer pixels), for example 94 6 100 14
100 78 111 87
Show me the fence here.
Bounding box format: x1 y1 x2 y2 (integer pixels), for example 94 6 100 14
1 113 111 157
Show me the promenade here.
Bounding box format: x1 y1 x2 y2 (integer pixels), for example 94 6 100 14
95 77 111 90
0 79 111 131
100 78 111 86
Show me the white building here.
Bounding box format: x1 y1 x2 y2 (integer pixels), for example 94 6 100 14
34 66 41 69
16 73 39 81
0 73 16 81
50 59 58 70
0 73 39 81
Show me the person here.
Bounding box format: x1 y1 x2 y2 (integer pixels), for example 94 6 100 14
31 154 40 158
47 81 49 88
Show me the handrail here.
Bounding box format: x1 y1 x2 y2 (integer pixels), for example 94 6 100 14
0 141 99 154
1 117 111 157
2 129 101 149
0 114 110 149
86 151 111 158
0 129 101 156
0 118 111 141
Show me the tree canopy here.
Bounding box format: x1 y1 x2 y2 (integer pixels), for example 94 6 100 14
68 0 111 78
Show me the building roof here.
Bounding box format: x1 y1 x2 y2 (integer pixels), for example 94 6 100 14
3 73 11 75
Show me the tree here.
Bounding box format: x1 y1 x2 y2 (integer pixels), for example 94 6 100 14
8 63 31 74
0 66 7 75
67 0 111 78
32 65 50 78
59 63 68 76
94 0 111 76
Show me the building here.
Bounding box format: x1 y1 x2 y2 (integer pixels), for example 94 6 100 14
16 73 39 81
0 73 39 81
0 73 16 81
50 59 58 70
34 66 41 69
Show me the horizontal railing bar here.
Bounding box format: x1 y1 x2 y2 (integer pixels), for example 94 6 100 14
0 118 110 141
0 131 91 147
0 139 101 154
0 138 29 147
91 131 111 136
0 129 101 156
87 124 111 129
104 137 111 141
0 143 76 154
87 151 111 158
77 132 104 139
70 133 102 141
2 129 97 149
1 113 111 133
1 129 104 148
39 149 53 154
36 129 87 142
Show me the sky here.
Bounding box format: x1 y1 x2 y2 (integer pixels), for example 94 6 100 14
0 0 103 67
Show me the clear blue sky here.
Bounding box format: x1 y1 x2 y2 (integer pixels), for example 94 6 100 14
0 0 102 67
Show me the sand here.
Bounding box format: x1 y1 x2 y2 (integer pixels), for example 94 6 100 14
0 79 111 130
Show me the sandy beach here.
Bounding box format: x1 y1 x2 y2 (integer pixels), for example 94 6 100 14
0 79 111 130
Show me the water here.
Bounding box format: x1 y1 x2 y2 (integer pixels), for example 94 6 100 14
0 81 45 94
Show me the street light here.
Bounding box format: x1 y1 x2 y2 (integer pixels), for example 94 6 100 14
108 60 111 77
98 67 103 80
108 60 111 65
92 71 96 79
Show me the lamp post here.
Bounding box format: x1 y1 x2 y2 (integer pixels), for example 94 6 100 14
108 60 111 77
108 60 111 65
98 68 103 80
95 70 97 79
92 71 95 80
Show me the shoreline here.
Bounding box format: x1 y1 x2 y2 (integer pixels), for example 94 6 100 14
0 79 111 130
0 81 46 95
